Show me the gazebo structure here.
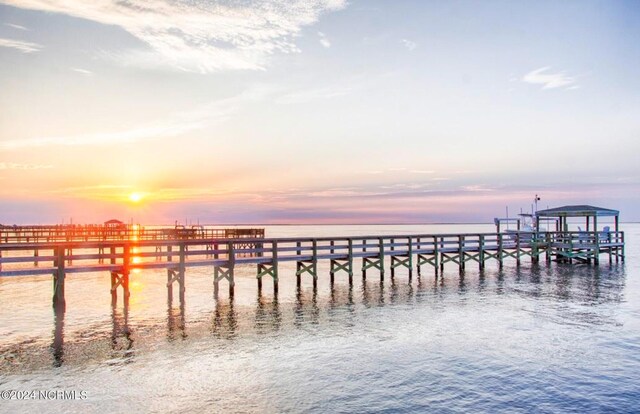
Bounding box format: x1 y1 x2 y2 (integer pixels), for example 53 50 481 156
535 205 620 233
533 205 624 264
104 219 125 229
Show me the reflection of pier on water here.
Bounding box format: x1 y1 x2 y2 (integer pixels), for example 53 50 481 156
33 262 628 368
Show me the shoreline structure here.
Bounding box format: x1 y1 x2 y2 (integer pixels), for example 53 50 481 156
0 213 625 314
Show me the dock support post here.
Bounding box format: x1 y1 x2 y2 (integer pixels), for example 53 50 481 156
362 238 385 280
459 236 465 271
110 271 130 306
110 244 130 306
167 243 186 302
388 237 396 278
479 235 485 270
379 238 385 281
296 241 301 287
416 237 421 276
214 242 235 297
257 241 278 294
330 238 353 284
296 240 318 288
434 236 440 276
390 237 413 280
53 246 66 311
408 237 413 279
546 233 552 263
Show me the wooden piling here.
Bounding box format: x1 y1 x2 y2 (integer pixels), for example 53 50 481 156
52 246 65 311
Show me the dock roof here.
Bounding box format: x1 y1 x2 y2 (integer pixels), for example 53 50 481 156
535 205 619 217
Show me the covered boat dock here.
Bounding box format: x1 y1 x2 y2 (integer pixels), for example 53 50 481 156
535 205 624 263
535 205 620 233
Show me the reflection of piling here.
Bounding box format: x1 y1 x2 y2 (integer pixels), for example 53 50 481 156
111 294 133 352
167 299 186 341
52 303 65 367
212 299 236 338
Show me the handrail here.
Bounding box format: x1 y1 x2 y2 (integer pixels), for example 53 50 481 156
0 230 624 276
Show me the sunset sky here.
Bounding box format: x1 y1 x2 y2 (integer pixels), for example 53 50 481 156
0 0 639 224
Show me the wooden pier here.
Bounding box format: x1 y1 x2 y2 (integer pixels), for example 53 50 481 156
0 223 264 243
0 229 624 311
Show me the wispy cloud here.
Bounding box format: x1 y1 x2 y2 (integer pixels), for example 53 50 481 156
1 89 265 150
318 31 331 48
4 23 28 30
0 162 52 170
276 85 351 104
401 39 417 51
522 67 576 90
2 0 347 73
0 37 42 53
71 67 92 75
460 185 493 192
362 168 436 176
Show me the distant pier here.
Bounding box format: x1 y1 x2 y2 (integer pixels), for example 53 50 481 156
0 226 625 311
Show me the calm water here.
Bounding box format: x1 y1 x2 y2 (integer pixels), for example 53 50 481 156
1 224 639 413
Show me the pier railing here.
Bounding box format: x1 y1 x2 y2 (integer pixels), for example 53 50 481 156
0 225 264 243
0 230 625 308
0 231 624 277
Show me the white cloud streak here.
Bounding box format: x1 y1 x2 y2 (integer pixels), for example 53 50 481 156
401 39 417 51
5 22 28 30
0 37 41 53
522 67 577 90
71 67 92 75
318 31 331 48
1 0 347 73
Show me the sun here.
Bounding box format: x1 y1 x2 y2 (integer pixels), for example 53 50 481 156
128 192 144 203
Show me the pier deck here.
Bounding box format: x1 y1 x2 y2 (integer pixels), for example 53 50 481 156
0 224 264 243
0 230 625 310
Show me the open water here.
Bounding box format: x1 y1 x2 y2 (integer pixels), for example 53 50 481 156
1 224 639 413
